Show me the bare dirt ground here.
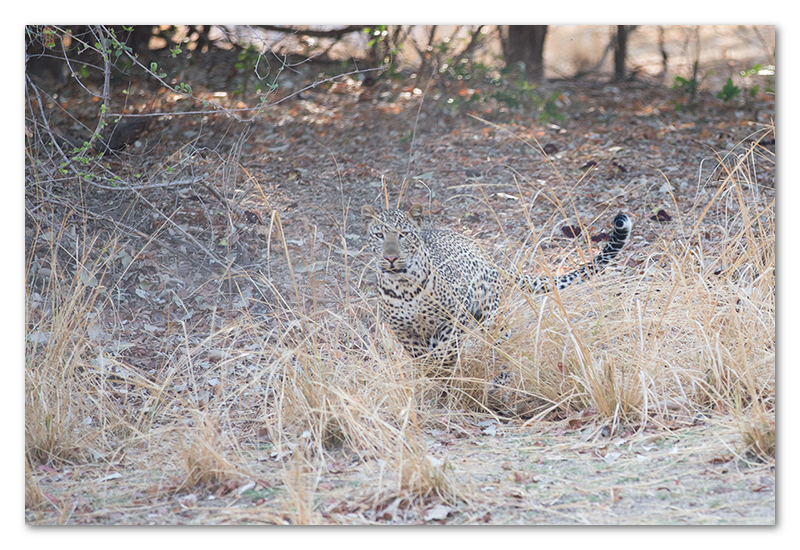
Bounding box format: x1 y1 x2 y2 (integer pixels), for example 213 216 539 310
29 415 773 525
25 26 775 525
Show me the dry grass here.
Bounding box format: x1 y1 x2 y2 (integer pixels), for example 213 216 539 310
25 222 123 465
428 137 775 441
24 130 774 524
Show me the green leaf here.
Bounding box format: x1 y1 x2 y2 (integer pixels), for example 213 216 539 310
716 78 740 102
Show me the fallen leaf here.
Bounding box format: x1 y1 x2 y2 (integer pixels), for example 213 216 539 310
237 481 256 495
293 260 327 273
424 504 452 522
27 331 48 344
96 472 123 484
611 161 627 173
651 209 672 222
43 492 62 506
481 423 497 436
603 451 622 464
708 455 733 465
511 471 528 483
244 210 263 225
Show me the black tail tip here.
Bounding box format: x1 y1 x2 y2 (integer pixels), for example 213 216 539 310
613 213 630 231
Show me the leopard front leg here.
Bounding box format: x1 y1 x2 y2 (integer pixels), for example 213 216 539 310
422 320 465 367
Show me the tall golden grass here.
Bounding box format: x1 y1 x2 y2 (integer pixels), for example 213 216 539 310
25 133 773 521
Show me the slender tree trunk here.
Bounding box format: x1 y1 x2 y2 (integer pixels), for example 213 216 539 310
614 25 629 81
505 25 548 83
658 25 668 84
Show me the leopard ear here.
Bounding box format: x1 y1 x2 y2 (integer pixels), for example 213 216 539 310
407 204 424 226
361 205 378 221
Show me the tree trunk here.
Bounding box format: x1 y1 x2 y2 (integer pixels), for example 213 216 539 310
505 25 548 83
614 25 629 81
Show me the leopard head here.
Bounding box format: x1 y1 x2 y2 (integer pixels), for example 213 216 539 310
361 204 425 273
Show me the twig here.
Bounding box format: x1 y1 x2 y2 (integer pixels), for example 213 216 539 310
403 62 436 187
32 195 200 267
256 25 366 39
25 74 80 176
82 177 205 192
84 25 112 153
123 184 229 267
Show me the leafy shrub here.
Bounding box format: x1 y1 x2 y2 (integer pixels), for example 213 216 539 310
717 78 741 102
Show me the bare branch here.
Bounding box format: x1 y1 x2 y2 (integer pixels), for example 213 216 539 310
256 25 366 38
84 26 112 153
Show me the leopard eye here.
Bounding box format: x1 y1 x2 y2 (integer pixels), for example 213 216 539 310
375 231 384 239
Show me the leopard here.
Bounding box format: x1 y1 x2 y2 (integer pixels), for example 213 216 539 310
361 203 632 367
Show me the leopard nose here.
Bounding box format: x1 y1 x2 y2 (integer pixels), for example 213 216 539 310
384 256 398 265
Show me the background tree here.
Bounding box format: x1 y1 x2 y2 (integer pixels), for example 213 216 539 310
502 25 548 83
614 25 635 81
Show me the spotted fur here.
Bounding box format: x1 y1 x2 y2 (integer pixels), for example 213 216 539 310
362 204 632 365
